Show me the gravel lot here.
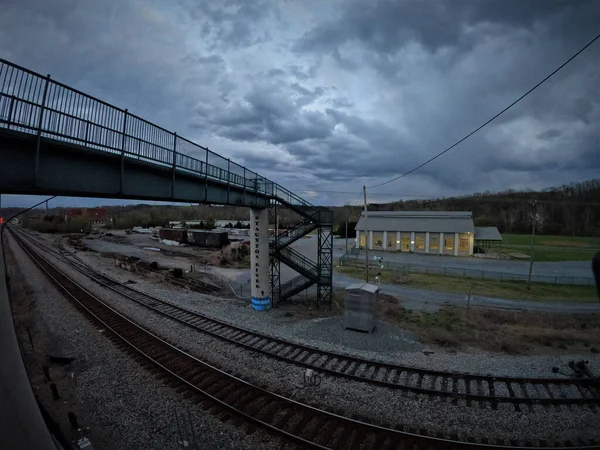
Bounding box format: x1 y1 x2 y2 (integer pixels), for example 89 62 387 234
54 233 600 377
21 234 600 444
6 236 282 450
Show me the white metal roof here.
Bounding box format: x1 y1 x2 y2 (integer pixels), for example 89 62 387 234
355 211 474 233
474 227 502 241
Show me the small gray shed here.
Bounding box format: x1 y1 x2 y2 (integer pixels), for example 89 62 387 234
344 283 379 333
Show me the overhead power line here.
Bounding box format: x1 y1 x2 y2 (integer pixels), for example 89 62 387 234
368 32 600 190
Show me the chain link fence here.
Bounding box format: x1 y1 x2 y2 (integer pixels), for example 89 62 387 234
339 254 595 286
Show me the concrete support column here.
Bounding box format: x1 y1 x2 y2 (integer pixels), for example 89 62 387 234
250 208 270 310
469 232 474 256
396 231 401 250
368 231 373 250
383 231 388 251
425 232 430 254
410 232 415 252
439 232 444 255
454 232 459 256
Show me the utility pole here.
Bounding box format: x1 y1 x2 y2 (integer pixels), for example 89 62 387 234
527 200 537 289
345 218 348 255
363 185 369 283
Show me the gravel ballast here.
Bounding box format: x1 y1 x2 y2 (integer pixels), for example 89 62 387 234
23 234 600 444
7 235 281 450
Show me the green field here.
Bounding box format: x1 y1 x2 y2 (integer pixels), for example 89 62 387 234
336 266 598 302
500 234 600 262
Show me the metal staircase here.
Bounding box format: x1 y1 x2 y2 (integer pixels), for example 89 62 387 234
269 195 333 308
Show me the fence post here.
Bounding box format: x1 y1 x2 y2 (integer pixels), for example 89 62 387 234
204 150 209 202
6 96 15 130
120 109 128 195
171 132 177 198
243 166 246 205
34 74 51 186
227 159 231 204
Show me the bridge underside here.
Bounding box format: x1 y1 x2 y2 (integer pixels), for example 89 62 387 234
0 130 268 207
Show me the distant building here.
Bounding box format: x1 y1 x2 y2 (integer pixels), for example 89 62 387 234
355 211 476 256
65 207 111 226
215 220 250 228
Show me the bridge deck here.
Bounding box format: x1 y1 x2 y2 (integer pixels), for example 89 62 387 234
0 58 310 209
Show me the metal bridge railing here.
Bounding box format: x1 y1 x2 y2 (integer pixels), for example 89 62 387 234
0 58 312 209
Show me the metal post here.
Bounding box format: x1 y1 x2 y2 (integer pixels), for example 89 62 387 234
34 74 51 186
171 132 177 198
204 150 209 202
467 286 472 317
227 159 230 204
345 219 348 255
527 201 537 289
120 109 128 195
6 96 14 130
363 185 369 283
243 167 246 205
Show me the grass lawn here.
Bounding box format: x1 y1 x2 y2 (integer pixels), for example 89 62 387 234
336 265 598 302
375 296 600 354
501 233 600 262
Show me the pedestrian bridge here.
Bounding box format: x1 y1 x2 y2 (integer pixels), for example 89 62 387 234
0 58 332 308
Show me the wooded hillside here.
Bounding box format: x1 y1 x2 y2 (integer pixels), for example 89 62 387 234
339 179 600 237
2 179 598 236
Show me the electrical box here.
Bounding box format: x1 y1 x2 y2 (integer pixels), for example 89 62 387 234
344 283 379 333
77 437 94 450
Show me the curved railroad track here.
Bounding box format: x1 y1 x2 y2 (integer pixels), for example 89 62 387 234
11 227 600 412
11 228 600 449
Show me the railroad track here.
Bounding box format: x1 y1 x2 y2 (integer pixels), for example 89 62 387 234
11 227 600 413
12 227 600 449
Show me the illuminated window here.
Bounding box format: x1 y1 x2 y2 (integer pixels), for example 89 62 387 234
444 237 454 250
416 236 425 249
460 238 469 251
401 236 410 252
429 237 439 250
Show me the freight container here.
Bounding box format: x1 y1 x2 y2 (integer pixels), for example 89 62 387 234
186 230 229 248
159 228 188 243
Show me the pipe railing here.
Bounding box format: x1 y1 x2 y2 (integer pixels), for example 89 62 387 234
0 58 312 209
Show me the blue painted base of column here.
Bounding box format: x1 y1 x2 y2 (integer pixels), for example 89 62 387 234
251 296 272 311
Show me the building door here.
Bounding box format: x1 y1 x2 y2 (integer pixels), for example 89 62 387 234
444 235 454 255
401 236 410 252
429 233 439 253
415 233 426 253
360 235 366 249
373 232 383 250
458 233 470 256
387 233 395 250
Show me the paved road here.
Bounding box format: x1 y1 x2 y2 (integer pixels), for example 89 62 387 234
332 239 594 279
333 270 600 314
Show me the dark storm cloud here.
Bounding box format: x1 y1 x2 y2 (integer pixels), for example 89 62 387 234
0 0 598 207
193 82 336 145
181 0 274 49
295 0 598 56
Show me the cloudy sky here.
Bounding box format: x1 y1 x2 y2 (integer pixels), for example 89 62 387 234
1 0 599 208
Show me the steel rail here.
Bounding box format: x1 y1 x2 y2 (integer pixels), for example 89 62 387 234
13 227 600 412
13 230 600 450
